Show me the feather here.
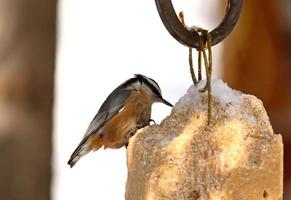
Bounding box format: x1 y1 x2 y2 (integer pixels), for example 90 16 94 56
67 77 139 167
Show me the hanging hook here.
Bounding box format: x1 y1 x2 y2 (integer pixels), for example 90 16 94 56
155 0 243 48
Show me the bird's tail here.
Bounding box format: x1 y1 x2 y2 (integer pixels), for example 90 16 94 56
68 135 91 168
67 134 103 168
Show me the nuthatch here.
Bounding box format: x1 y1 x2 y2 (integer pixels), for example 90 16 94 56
68 74 173 167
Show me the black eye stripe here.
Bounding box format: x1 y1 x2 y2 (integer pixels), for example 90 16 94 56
148 78 160 90
143 79 161 96
135 74 161 96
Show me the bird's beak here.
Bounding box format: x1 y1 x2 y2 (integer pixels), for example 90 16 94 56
159 97 173 107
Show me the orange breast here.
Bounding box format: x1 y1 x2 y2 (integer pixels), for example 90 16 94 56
102 88 151 148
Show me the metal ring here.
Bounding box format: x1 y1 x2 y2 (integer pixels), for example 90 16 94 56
155 0 243 48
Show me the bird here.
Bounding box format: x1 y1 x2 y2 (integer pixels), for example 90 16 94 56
67 74 173 167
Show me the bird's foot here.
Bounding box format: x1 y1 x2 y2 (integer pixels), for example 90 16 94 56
149 119 156 124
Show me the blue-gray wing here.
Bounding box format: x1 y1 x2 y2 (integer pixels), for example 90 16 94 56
68 77 140 167
83 87 132 137
67 87 131 166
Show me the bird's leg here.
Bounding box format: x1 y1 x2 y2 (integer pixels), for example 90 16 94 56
137 119 155 129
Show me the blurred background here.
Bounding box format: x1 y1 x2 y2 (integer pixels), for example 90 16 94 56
0 0 290 199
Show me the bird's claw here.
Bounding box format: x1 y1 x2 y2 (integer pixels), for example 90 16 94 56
149 119 156 124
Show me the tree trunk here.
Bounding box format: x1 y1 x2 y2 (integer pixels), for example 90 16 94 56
0 0 56 199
